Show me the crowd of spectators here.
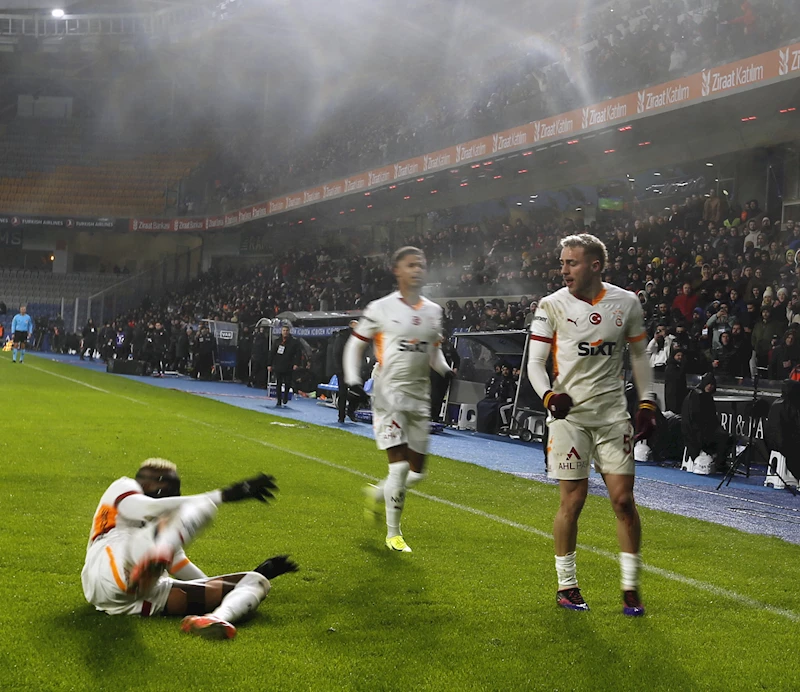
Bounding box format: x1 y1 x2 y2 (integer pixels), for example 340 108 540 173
201 0 800 211
43 181 800 395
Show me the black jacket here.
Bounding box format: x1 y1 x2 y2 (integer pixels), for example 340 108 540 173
177 333 191 359
664 359 688 414
768 343 800 381
237 332 252 362
151 328 168 353
270 335 302 373
485 374 515 401
332 328 351 375
680 384 720 456
251 332 269 361
196 333 215 356
82 323 98 342
765 380 800 478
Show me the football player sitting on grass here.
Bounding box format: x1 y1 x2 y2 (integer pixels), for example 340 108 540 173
82 459 298 640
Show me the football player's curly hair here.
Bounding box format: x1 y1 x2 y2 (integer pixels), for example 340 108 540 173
138 458 177 474
560 234 609 271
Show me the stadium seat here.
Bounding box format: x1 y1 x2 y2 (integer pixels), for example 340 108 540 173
0 119 207 216
764 451 799 490
457 404 477 431
680 448 694 472
524 412 547 442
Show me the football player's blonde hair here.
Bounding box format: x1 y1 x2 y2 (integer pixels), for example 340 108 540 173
138 458 178 473
560 233 609 271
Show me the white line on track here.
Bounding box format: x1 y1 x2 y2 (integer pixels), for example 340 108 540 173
21 357 800 623
640 475 800 513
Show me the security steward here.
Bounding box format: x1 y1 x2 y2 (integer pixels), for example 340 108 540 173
269 323 301 407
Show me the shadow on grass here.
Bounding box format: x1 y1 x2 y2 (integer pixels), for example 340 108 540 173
51 605 151 674
347 539 439 630
548 609 694 690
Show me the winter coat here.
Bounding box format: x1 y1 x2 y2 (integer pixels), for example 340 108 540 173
765 380 800 478
270 335 302 373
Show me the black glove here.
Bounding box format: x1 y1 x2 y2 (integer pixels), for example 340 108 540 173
348 383 366 402
544 390 573 420
254 554 299 580
221 473 278 503
443 369 455 384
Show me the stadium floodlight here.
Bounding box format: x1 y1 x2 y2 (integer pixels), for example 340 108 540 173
52 8 65 17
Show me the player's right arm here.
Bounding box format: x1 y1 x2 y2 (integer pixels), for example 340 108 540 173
344 302 380 386
116 473 278 523
527 301 572 419
116 491 224 524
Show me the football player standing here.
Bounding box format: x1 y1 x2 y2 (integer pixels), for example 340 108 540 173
527 234 657 615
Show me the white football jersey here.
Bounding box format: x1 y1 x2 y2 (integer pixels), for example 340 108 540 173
86 477 149 550
528 282 647 427
353 290 444 410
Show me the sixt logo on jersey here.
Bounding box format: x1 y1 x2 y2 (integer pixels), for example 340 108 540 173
577 339 616 356
398 339 429 353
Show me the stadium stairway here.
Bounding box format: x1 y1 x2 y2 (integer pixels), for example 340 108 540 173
19 351 800 546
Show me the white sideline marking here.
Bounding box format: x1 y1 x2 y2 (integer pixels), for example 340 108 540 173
23 361 145 404
25 357 800 623
21 362 111 393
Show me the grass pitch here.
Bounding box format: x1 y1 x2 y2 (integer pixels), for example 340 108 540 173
2 353 800 691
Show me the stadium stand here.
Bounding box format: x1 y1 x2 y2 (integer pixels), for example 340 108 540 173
32 185 792 385
200 0 800 210
0 269 122 306
0 120 207 217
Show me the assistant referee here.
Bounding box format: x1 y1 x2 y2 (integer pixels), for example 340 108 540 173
11 304 33 363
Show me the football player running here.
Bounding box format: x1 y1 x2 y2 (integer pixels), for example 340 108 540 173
82 459 298 639
344 247 454 553
527 234 657 616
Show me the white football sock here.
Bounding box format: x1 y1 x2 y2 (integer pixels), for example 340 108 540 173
154 497 217 554
555 552 578 589
405 470 426 488
620 552 642 591
384 461 410 539
212 572 270 623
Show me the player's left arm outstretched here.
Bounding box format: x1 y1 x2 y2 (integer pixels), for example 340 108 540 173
625 299 658 442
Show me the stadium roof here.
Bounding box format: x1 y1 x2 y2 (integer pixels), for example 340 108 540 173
0 0 186 12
